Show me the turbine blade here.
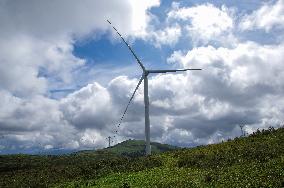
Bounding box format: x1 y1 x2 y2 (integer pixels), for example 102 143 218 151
107 20 145 71
117 75 144 127
148 68 202 73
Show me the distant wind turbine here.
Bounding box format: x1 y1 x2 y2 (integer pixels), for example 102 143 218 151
106 136 113 147
107 20 202 155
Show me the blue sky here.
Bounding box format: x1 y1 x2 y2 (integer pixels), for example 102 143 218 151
71 0 273 89
0 0 284 154
74 1 259 63
73 35 172 71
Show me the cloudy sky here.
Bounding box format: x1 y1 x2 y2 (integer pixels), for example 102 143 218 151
0 0 284 154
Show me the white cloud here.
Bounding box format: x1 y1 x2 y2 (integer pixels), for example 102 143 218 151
239 0 284 32
60 82 113 130
80 129 106 149
3 38 284 150
0 91 63 132
146 25 182 47
174 42 284 94
127 0 160 38
168 3 235 45
0 0 159 39
2 40 284 149
0 0 161 151
0 90 82 151
0 0 160 96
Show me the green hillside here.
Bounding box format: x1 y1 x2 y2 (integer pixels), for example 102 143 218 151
1 127 284 187
0 139 178 187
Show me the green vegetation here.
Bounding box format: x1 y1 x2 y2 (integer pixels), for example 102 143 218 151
0 140 176 187
1 127 284 187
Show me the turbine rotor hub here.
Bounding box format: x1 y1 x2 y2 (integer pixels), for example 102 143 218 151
143 70 149 76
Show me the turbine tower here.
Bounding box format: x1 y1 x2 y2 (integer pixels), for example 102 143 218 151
107 20 201 155
106 136 113 147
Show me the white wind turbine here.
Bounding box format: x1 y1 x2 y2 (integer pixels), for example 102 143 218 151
107 20 201 155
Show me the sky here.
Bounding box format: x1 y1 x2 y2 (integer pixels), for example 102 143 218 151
0 0 284 154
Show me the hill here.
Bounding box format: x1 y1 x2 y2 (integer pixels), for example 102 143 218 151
1 127 284 187
76 139 179 157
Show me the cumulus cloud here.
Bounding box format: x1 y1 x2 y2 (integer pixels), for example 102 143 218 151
0 0 160 39
60 83 113 130
126 0 160 38
0 0 160 96
147 25 182 47
239 0 284 32
97 40 284 146
165 41 284 145
0 90 81 153
0 0 161 152
0 91 63 132
167 3 235 45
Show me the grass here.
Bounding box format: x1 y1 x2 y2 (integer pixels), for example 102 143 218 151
1 127 284 187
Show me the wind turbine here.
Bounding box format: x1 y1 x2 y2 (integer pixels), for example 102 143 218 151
107 20 201 155
106 136 113 147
